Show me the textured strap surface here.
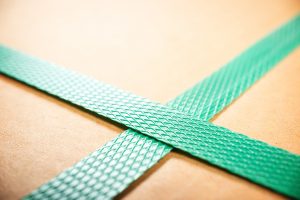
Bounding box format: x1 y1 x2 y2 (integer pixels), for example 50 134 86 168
0 14 299 200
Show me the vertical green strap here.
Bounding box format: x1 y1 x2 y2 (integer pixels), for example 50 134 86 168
0 14 299 200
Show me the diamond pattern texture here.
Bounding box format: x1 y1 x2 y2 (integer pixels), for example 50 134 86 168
0 14 299 200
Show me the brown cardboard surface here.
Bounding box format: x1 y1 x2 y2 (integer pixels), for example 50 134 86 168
0 0 299 199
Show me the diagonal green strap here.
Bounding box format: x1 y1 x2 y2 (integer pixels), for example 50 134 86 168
0 14 299 199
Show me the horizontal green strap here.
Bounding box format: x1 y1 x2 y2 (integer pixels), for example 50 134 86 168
0 14 300 198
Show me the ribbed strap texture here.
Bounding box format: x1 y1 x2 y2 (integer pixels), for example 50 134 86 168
0 14 299 200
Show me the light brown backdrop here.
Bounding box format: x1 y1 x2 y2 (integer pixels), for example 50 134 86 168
0 0 299 199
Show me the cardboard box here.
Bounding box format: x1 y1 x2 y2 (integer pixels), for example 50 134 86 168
0 0 299 199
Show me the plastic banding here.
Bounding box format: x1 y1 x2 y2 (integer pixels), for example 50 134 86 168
0 14 299 200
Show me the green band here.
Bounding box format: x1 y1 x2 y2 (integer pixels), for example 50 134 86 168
0 14 299 200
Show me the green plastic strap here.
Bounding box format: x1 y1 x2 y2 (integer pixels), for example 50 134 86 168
0 14 299 199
